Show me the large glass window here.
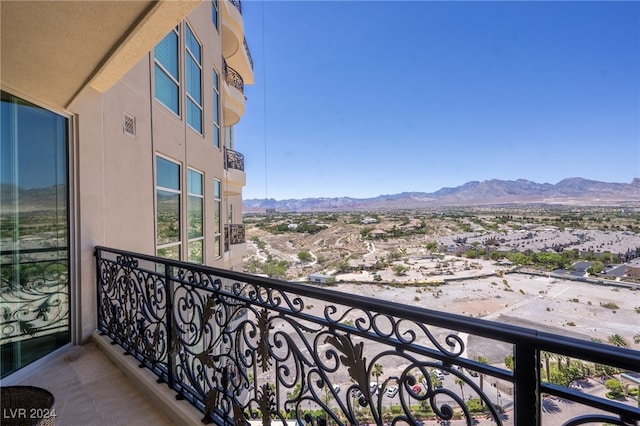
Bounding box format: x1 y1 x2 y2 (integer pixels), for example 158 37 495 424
154 27 180 115
156 156 181 259
225 126 234 150
213 70 221 149
187 169 204 263
212 0 219 30
213 180 222 258
1 91 70 378
185 24 202 133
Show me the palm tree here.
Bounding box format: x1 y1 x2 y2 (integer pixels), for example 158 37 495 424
541 351 551 382
476 356 488 405
372 363 384 388
455 377 465 401
607 334 629 348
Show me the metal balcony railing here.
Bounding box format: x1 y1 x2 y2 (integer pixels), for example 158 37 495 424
1 248 69 343
95 246 640 425
229 0 242 14
224 147 245 172
244 37 253 70
224 61 244 94
224 224 245 252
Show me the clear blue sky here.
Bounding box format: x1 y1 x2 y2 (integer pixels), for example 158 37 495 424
234 1 640 200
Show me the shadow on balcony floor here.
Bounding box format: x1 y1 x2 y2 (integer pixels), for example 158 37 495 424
17 341 173 426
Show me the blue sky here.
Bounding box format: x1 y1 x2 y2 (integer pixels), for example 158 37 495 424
234 1 640 200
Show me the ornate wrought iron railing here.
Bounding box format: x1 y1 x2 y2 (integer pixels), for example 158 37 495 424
224 147 245 172
95 246 640 426
229 0 242 14
244 37 253 70
224 61 244 94
224 224 246 252
1 247 69 344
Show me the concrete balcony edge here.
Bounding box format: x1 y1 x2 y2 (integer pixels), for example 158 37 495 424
92 331 203 426
225 168 246 190
222 82 245 126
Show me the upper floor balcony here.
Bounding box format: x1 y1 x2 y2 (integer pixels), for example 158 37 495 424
94 246 640 426
221 0 254 86
223 61 245 126
224 146 246 195
224 223 246 252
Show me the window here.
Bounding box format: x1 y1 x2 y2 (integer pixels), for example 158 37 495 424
1 91 70 378
214 179 222 257
187 169 204 263
156 156 181 259
185 24 202 133
213 70 221 148
212 0 219 30
225 126 233 150
154 27 180 114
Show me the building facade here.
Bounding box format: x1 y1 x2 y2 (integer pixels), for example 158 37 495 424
1 0 252 380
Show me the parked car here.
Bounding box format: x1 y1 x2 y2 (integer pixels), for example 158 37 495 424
351 389 363 399
432 369 445 380
466 368 479 377
369 382 378 395
411 384 423 394
332 384 340 394
386 385 398 398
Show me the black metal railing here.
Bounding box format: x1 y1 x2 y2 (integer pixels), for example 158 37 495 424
224 147 245 172
229 0 242 14
224 61 244 94
1 247 69 343
224 224 246 252
95 246 640 425
244 38 253 70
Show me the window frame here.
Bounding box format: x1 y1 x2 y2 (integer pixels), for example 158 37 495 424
213 69 221 149
155 155 182 259
187 168 205 264
213 179 222 258
185 23 203 134
212 0 219 30
154 26 180 116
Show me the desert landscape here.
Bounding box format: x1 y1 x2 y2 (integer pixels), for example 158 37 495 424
242 208 640 424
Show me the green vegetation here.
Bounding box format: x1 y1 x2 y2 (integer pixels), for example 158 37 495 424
605 379 624 399
600 302 620 310
297 251 312 262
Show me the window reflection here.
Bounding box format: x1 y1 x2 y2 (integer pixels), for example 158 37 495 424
0 91 70 378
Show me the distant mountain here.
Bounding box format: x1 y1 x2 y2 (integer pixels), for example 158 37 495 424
244 178 640 212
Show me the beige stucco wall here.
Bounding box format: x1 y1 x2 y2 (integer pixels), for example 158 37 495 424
70 2 246 341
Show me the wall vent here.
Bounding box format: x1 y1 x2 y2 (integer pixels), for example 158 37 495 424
123 113 136 137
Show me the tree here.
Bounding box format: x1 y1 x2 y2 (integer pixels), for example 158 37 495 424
504 355 514 371
476 356 488 405
455 377 465 401
297 251 312 262
392 264 409 276
634 333 640 344
607 334 629 348
372 363 384 388
587 261 605 276
605 379 623 398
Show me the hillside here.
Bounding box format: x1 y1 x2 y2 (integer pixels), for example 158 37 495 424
244 178 640 212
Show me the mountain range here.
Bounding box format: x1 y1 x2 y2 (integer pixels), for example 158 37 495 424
244 177 640 212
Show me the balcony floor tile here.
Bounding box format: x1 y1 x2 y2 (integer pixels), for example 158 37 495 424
17 342 174 426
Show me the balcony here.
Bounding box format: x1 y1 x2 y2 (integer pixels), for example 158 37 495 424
224 223 246 252
223 61 245 126
224 147 246 195
221 0 254 86
94 246 640 425
225 147 245 172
